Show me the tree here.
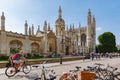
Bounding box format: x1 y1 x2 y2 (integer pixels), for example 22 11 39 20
97 32 117 53
10 48 20 54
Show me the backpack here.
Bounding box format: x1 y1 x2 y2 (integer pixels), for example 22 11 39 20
11 53 20 60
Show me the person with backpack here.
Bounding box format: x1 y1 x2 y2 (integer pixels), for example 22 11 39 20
10 50 25 71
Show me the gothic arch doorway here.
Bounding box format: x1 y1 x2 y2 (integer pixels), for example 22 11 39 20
81 34 86 46
65 46 69 55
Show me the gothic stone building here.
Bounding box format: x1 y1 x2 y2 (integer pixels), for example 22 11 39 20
0 6 96 56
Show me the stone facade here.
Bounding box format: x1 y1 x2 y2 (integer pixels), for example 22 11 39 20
0 6 96 56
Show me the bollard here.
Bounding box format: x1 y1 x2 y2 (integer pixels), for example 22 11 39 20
60 56 62 64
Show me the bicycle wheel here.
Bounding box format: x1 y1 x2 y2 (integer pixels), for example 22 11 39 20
5 66 17 77
22 64 31 74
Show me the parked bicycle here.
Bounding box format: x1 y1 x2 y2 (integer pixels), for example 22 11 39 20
84 63 120 80
5 57 31 77
103 64 120 80
59 66 81 80
33 61 56 80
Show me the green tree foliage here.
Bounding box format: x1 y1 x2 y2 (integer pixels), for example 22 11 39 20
97 32 117 53
10 48 20 54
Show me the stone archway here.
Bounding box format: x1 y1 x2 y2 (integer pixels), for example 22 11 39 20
10 39 23 49
31 42 39 53
81 34 86 46
65 46 69 55
9 39 23 53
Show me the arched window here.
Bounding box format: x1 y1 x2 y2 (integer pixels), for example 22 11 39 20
81 34 86 46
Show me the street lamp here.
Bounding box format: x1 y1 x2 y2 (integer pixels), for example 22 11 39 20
60 31 64 64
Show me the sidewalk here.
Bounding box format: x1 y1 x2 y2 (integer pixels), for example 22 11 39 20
0 58 93 75
0 58 120 80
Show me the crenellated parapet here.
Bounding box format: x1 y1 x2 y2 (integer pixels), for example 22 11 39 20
6 31 25 39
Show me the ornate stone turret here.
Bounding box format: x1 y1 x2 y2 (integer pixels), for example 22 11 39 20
78 22 81 43
43 20 47 33
55 6 65 35
37 25 40 32
29 27 31 36
1 12 5 31
32 24 34 36
48 23 51 31
92 15 96 52
92 16 96 28
87 8 91 25
73 24 74 31
36 25 40 35
58 6 62 18
55 6 66 54
69 24 72 31
79 22 81 29
87 8 92 52
24 20 28 35
43 20 48 53
66 25 69 36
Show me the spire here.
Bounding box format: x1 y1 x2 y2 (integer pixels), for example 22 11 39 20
93 15 96 22
48 23 51 31
24 20 28 35
88 8 91 15
36 25 40 35
79 22 81 28
25 20 28 26
43 20 47 32
1 12 5 31
92 15 96 28
70 24 72 30
1 12 5 20
37 25 40 33
58 6 62 18
38 25 40 31
87 8 92 24
73 24 74 30
32 24 34 36
66 25 68 31
29 27 31 36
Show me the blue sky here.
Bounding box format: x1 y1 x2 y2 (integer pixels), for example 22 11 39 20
0 0 120 44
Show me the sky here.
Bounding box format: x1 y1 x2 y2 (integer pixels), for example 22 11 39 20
0 0 120 44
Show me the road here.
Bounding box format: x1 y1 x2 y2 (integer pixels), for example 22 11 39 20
0 57 120 80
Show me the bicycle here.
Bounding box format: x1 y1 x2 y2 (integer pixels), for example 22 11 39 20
84 63 120 80
33 61 56 80
59 66 81 80
84 63 106 80
103 64 120 80
5 57 31 77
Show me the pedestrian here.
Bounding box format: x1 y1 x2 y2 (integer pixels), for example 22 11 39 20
91 52 94 61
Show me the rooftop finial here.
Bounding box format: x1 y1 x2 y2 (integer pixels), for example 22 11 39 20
79 22 81 27
25 20 27 23
58 5 62 18
2 12 4 16
1 12 5 19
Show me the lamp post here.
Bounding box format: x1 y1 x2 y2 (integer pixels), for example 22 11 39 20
60 31 64 64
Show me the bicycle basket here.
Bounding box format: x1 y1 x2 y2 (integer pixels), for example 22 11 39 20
78 71 95 80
